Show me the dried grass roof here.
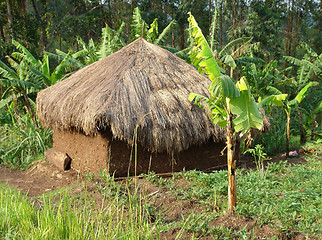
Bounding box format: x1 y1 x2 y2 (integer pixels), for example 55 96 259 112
37 38 226 153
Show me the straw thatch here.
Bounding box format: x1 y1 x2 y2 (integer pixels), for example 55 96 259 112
37 38 226 154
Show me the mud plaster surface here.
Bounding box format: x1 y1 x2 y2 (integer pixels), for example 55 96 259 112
52 128 227 177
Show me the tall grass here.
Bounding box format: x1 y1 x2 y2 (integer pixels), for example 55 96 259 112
0 179 161 239
0 105 52 169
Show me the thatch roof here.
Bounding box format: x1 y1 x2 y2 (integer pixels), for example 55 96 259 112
36 38 226 153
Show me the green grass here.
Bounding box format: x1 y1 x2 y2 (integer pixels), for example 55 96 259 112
0 108 52 169
1 142 321 239
0 183 161 239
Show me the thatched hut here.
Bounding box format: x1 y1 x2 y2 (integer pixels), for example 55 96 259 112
37 38 227 176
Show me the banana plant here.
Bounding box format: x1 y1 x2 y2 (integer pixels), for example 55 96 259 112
241 58 292 100
188 13 263 213
300 101 322 140
284 42 321 144
0 57 40 126
131 7 176 45
28 52 74 87
284 42 321 92
9 40 74 87
47 23 126 68
0 40 74 127
75 23 126 65
52 8 175 68
263 82 319 157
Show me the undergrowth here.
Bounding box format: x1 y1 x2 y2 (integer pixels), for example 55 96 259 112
253 109 303 155
0 141 321 239
0 105 52 169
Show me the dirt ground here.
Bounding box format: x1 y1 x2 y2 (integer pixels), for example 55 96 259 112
0 152 308 197
0 154 310 240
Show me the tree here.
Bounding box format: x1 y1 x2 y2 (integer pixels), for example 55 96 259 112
188 13 263 212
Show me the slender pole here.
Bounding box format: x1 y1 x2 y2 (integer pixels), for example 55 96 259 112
226 98 237 213
286 112 290 158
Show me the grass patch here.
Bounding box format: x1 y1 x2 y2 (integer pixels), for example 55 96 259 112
0 182 161 239
0 109 52 169
0 142 321 239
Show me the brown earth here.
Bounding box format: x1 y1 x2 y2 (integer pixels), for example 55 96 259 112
0 153 311 239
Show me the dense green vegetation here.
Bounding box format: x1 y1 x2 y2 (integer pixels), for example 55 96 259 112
0 2 321 238
0 144 321 239
1 0 321 60
0 2 321 168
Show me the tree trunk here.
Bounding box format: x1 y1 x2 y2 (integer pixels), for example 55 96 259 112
286 112 290 158
171 15 175 48
59 30 62 51
17 0 26 17
288 0 294 56
285 0 293 56
172 30 175 48
5 0 13 41
316 0 321 51
31 0 46 51
220 1 223 49
226 98 237 213
293 0 301 55
209 0 212 27
232 0 237 29
180 26 185 50
298 110 306 144
311 120 315 141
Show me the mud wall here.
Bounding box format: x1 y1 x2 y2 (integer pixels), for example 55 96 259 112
52 128 227 177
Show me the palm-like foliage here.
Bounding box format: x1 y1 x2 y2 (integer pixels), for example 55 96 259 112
188 13 263 212
0 40 74 126
260 81 319 157
188 13 263 137
54 8 175 69
131 7 149 41
71 24 126 66
283 42 321 144
131 7 176 45
241 59 292 101
284 42 321 92
0 56 40 125
0 41 45 102
207 11 261 79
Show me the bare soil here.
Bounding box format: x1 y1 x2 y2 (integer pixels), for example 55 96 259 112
0 153 311 239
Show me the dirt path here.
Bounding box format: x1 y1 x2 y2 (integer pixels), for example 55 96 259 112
0 160 80 196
